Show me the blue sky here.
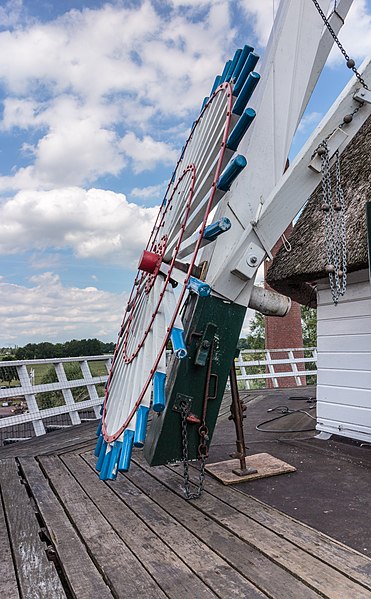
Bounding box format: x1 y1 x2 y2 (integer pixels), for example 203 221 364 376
0 0 370 346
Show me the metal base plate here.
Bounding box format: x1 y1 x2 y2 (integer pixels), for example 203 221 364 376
205 453 296 485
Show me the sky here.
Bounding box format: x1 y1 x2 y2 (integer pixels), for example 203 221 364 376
0 0 370 347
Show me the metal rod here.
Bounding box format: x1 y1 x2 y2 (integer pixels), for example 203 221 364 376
229 362 247 472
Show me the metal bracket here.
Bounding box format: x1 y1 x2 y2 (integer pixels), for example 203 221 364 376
353 88 371 105
194 322 217 366
250 222 273 260
309 127 348 173
172 393 193 413
230 240 267 281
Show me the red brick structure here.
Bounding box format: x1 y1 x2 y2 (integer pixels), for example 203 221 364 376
264 225 305 388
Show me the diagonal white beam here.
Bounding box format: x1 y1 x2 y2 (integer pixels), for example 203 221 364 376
201 0 344 283
217 56 371 307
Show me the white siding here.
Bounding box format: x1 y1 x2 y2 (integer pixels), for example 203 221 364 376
316 270 371 442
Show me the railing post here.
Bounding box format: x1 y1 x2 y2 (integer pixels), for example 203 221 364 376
265 350 279 388
288 350 303 386
80 360 101 418
236 352 250 389
54 362 81 425
17 365 46 436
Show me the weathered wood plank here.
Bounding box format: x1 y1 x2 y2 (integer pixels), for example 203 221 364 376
161 461 371 599
0 422 97 458
0 459 66 599
20 457 113 599
39 455 167 599
82 451 269 599
183 461 371 591
62 452 218 599
0 487 20 599
126 457 322 599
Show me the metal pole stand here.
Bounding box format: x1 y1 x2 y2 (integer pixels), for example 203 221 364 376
228 362 257 477
205 351 297 485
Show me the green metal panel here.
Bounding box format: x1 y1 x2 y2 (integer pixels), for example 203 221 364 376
144 295 246 466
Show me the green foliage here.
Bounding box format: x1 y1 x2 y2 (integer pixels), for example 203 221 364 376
237 312 265 351
301 306 317 347
15 338 115 360
238 306 317 352
37 362 85 409
0 356 19 387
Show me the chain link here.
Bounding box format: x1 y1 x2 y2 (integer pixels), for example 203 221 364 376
180 402 207 500
311 0 369 90
319 141 347 304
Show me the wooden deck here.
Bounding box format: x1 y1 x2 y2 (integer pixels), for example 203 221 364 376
1 419 371 599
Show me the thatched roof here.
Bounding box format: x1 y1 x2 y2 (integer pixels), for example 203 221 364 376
266 113 371 306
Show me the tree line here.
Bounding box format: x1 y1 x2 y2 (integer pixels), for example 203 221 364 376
12 338 116 360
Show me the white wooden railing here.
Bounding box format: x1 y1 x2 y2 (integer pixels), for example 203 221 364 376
0 348 317 445
0 355 111 444
235 347 317 389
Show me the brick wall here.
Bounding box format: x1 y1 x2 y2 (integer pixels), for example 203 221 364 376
264 225 305 388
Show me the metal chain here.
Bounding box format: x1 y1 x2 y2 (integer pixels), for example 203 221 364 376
319 141 347 304
311 0 369 90
180 402 207 500
335 149 348 294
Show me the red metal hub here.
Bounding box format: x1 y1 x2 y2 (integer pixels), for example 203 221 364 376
138 250 160 274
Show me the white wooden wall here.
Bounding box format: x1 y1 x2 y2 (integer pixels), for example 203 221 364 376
316 270 371 442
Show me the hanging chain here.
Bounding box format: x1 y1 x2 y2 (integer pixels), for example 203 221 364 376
318 141 347 304
311 0 369 90
180 402 208 500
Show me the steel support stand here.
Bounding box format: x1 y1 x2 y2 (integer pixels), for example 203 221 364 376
229 362 257 477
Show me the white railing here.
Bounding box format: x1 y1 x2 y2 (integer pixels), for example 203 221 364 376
0 348 317 445
235 347 317 389
0 355 111 443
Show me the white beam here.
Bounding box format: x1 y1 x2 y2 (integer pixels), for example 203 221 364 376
201 0 334 282
254 57 371 266
229 56 371 307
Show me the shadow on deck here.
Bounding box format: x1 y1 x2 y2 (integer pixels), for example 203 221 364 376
1 387 371 599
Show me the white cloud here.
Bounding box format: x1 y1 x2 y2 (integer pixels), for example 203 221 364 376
0 272 125 344
237 0 279 47
119 132 178 174
0 0 24 28
328 0 371 66
28 252 61 270
0 97 38 130
297 111 323 134
131 180 168 201
0 1 242 187
0 187 157 265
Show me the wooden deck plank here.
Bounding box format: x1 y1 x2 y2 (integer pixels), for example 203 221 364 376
19 457 114 599
0 459 66 599
0 486 20 599
126 457 323 599
61 452 219 599
161 461 371 599
0 422 97 458
82 451 269 599
184 461 371 591
38 454 167 599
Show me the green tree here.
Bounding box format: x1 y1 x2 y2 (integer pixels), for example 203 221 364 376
301 306 317 347
242 311 265 350
0 356 19 387
14 338 115 360
238 306 317 351
37 362 83 409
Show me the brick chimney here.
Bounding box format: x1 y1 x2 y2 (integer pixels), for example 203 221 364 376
264 224 305 388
